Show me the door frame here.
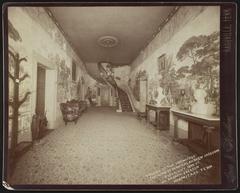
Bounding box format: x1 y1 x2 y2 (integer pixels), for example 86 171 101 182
35 63 46 115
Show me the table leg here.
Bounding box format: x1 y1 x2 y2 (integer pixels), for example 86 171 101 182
188 122 192 141
146 107 149 123
167 111 170 130
205 126 215 151
173 116 178 141
156 110 160 129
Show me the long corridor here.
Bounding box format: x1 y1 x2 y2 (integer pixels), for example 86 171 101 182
10 107 195 184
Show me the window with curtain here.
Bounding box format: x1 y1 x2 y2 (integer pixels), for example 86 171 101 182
158 54 166 72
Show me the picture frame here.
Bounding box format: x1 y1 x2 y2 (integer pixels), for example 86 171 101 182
158 54 166 72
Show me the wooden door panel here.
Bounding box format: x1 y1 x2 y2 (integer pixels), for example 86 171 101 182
36 66 46 115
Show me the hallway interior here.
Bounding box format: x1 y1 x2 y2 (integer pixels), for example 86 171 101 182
6 5 221 187
10 107 195 184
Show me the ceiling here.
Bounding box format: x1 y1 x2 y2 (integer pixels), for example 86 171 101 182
48 6 176 65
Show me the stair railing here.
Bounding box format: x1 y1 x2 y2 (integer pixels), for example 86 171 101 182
97 62 118 88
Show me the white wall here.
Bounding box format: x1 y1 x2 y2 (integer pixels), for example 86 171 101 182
8 7 94 143
129 6 220 137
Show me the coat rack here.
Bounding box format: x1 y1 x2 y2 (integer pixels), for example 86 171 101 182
8 50 31 153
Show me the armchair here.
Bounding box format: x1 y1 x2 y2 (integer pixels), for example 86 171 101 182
60 100 88 125
60 102 79 125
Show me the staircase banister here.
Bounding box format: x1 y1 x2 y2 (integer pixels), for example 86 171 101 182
121 84 143 113
122 86 137 112
98 62 118 87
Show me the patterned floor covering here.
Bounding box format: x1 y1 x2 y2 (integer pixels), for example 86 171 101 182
9 107 219 185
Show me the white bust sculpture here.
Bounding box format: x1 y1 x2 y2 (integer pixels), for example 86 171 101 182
154 86 165 106
191 86 215 116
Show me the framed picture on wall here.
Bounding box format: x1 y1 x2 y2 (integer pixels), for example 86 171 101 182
158 54 166 72
72 60 76 82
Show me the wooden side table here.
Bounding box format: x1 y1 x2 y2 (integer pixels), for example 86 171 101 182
171 109 220 154
146 104 171 130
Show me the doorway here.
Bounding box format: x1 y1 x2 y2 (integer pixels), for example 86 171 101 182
140 80 148 111
100 86 110 106
36 65 46 115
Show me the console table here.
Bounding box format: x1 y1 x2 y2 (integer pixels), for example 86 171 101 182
146 104 171 130
171 109 220 154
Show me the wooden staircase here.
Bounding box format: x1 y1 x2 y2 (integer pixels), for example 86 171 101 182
97 62 133 112
117 87 133 112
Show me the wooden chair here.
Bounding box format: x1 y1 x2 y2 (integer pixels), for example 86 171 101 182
60 102 79 125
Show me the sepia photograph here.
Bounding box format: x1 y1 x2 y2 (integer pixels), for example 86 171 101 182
2 1 238 191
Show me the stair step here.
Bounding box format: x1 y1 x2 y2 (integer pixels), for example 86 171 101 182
117 87 133 112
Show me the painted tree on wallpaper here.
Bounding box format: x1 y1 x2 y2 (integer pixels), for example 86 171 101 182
158 55 180 106
132 70 148 101
8 20 32 157
8 20 22 42
77 77 82 100
174 65 195 110
8 48 32 179
9 51 30 151
147 55 183 107
176 31 220 115
57 57 71 102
